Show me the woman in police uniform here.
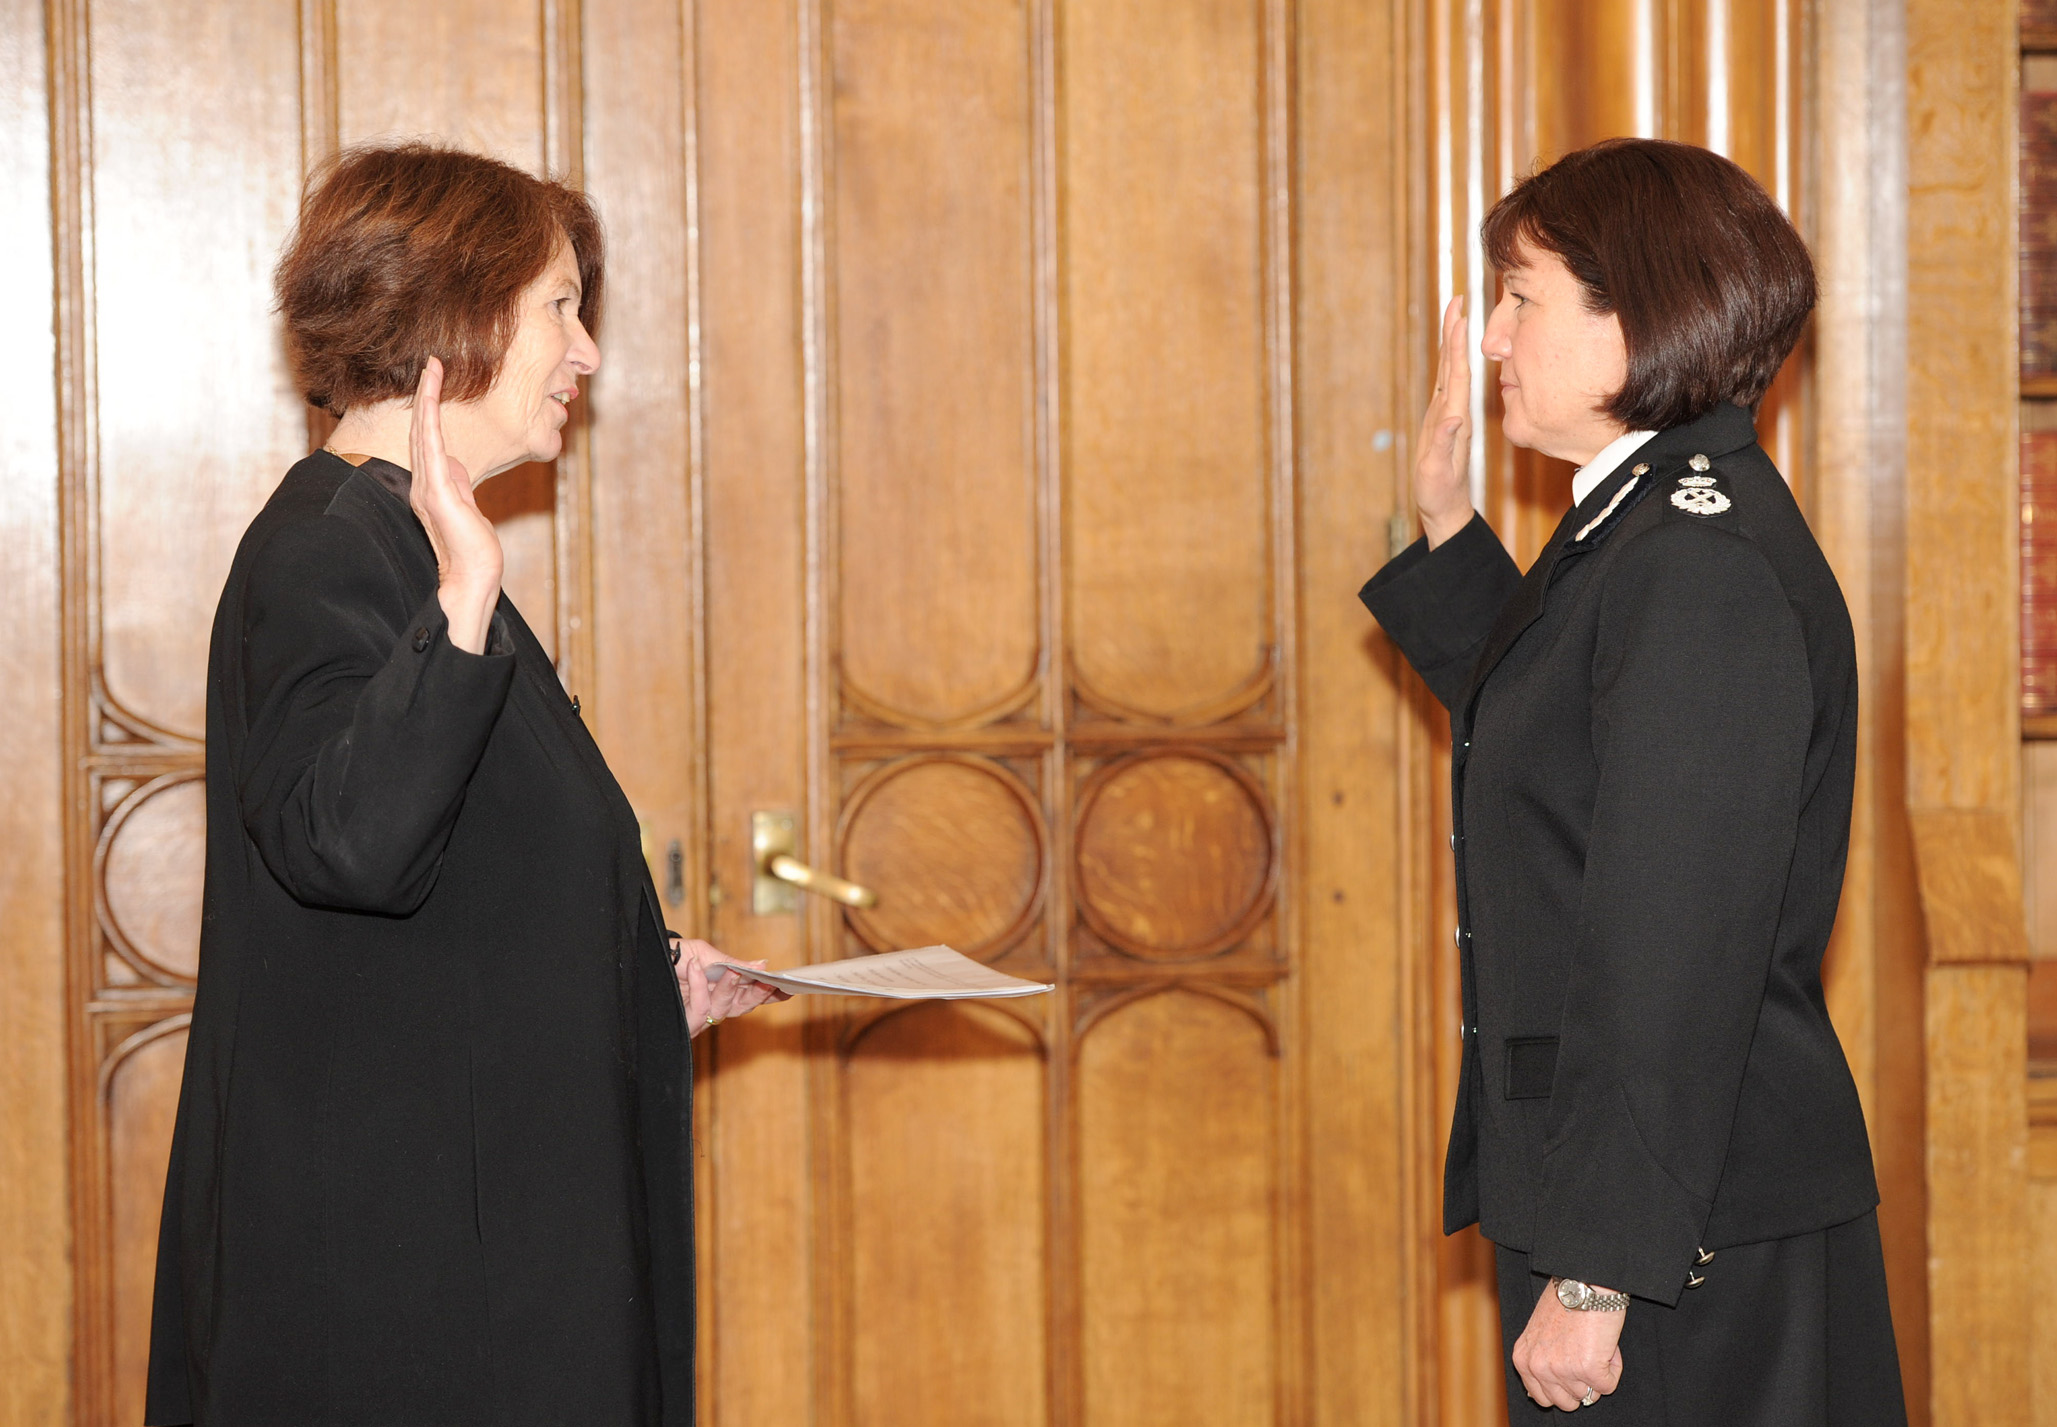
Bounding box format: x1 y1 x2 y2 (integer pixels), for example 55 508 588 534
1361 138 1906 1422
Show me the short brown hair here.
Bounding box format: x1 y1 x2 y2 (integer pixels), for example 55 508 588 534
276 143 604 413
1480 138 1814 431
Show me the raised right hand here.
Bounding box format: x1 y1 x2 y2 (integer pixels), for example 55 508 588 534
1413 295 1477 549
409 357 503 653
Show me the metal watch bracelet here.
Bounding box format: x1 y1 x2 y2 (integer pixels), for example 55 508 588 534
1553 1278 1630 1312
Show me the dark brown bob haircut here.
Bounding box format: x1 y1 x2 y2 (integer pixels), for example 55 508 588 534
276 142 603 414
1480 137 1814 431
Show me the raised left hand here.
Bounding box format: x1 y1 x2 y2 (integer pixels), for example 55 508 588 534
1512 1281 1626 1410
672 937 788 1036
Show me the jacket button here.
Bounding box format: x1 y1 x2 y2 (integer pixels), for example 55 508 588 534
570 694 582 716
412 627 431 652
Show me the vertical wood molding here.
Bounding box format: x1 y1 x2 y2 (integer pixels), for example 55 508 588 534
543 0 598 711
1813 0 1927 1414
297 0 339 454
48 1 121 1417
297 0 338 171
1905 0 2032 1423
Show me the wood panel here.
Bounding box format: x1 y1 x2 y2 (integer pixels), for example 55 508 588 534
1295 0 1421 1419
846 1004 1047 1427
1063 0 1272 721
1925 965 2031 1425
2032 1074 2057 1427
104 1026 186 1427
49 0 308 1417
1077 991 1276 1426
0 0 72 1414
582 0 702 916
1813 0 1928 1413
1907 1 2034 1424
831 0 1039 730
693 0 817 1416
88 0 305 743
770 0 1322 1422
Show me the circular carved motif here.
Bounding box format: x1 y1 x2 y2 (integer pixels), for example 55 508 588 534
98 772 206 982
1074 749 1275 960
840 756 1047 960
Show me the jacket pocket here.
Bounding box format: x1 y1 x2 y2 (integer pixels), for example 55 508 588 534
1504 1036 1559 1100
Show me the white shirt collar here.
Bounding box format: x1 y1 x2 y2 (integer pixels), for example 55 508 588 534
1571 429 1659 508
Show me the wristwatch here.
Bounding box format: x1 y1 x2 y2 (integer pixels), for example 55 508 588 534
1553 1278 1630 1312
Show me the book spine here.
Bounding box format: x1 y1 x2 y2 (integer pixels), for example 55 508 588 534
2023 431 2057 715
2024 91 2057 379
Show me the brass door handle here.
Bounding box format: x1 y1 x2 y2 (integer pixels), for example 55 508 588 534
750 810 878 914
765 853 878 908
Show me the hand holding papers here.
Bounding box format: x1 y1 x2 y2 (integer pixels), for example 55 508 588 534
707 945 1053 1000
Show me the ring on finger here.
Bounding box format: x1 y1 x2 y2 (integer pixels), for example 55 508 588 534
1579 1388 1598 1408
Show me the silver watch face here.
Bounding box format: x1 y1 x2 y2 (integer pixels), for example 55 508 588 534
1555 1279 1588 1310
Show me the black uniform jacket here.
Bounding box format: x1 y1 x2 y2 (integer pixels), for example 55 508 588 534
1360 403 1878 1307
146 451 695 1426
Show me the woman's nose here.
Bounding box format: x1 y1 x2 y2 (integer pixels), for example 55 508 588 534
1480 303 1513 360
570 321 601 375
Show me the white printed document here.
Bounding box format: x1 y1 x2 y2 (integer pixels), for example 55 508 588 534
711 945 1053 1000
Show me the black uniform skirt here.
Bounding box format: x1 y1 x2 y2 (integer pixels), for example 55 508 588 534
1494 1211 1907 1425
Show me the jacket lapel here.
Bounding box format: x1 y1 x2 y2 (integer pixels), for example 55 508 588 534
1455 403 1762 721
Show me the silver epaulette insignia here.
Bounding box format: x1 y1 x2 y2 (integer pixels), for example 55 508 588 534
1671 485 1731 516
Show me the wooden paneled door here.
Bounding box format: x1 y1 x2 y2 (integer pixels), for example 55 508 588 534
689 1 1428 1422
21 0 1431 1422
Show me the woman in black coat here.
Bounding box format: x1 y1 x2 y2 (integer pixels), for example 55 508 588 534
145 143 779 1427
1361 139 1906 1423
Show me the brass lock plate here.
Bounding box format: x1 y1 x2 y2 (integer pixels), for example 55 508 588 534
751 810 801 916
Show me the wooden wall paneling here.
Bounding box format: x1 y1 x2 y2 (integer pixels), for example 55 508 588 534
334 0 545 170
845 1004 1048 1426
1062 0 1271 724
2033 1072 2057 1427
828 0 1038 732
48 0 311 1418
1906 0 2034 1423
581 0 703 946
0 0 72 1416
1076 991 1276 1425
103 1023 186 1427
810 0 1057 1420
1056 0 1302 1421
1294 0 1420 1416
1812 0 1928 1414
693 0 816 1420
1924 961 2032 1422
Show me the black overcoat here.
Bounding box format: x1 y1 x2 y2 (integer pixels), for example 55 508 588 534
1361 403 1879 1306
145 451 695 1426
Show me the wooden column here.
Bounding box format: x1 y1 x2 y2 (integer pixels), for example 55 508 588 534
1906 1 2034 1423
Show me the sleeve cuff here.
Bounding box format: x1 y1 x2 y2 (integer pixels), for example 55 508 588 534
1358 513 1519 708
1528 1088 1711 1307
